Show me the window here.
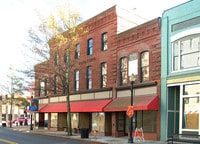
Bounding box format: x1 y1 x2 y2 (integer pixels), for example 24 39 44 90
101 32 108 51
117 112 125 131
54 54 59 66
182 97 199 129
120 57 128 85
71 113 79 129
86 66 92 89
87 38 93 55
54 75 58 94
180 83 200 134
74 70 79 91
101 62 107 88
136 111 157 132
40 78 47 96
75 43 80 59
172 34 200 71
183 83 200 95
92 113 105 132
141 51 149 81
51 113 58 127
64 52 69 63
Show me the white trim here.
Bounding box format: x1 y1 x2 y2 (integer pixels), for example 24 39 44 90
171 30 200 72
179 84 183 134
171 28 200 42
167 82 200 134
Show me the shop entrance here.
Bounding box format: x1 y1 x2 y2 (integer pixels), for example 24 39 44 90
167 86 180 138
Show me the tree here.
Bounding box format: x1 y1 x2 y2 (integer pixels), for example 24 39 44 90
0 69 29 127
27 4 87 135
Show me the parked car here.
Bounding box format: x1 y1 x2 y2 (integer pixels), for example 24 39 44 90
44 120 48 127
0 121 6 127
13 117 31 126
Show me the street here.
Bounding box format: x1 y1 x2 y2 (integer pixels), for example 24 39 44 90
0 128 89 144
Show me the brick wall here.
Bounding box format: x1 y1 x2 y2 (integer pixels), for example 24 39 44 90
116 18 161 87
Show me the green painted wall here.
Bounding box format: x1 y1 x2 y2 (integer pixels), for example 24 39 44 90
161 0 200 141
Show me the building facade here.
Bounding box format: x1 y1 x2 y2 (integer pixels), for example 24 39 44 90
104 18 161 140
161 0 200 141
34 6 161 140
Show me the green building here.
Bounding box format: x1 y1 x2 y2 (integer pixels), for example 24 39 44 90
161 0 200 141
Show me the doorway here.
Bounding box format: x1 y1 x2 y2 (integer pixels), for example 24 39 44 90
167 86 180 138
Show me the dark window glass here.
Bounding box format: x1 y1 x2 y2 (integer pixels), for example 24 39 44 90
136 111 156 132
87 39 93 55
54 54 59 66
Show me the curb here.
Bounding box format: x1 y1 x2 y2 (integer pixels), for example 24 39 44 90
7 127 108 144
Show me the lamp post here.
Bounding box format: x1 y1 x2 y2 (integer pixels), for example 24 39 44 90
9 94 13 128
30 96 33 130
128 74 136 143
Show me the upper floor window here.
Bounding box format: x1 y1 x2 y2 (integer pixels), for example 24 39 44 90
101 32 108 51
54 75 58 94
87 38 93 55
75 43 80 59
74 70 79 91
40 78 47 96
141 51 149 82
54 54 59 66
86 66 92 89
172 34 200 71
120 57 128 85
64 52 70 64
101 62 107 88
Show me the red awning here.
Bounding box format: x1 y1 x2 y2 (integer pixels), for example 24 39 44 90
104 95 159 112
39 99 112 113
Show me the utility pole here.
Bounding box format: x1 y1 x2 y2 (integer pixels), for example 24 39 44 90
9 77 14 128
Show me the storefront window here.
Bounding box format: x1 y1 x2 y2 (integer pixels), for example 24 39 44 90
136 111 156 132
51 113 58 127
183 83 200 95
71 113 79 129
92 113 105 132
117 112 125 131
182 97 199 129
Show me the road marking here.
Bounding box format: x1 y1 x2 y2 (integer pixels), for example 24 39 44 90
0 138 18 144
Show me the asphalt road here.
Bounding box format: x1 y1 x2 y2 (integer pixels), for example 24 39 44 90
0 128 89 144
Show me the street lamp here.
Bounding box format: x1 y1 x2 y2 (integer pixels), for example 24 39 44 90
9 94 13 128
128 74 136 143
30 96 33 130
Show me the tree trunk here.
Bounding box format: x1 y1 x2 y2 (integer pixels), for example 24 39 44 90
66 88 72 135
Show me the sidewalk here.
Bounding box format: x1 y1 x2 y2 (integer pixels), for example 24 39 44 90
6 126 166 144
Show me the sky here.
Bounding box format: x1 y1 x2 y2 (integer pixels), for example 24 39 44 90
0 0 189 87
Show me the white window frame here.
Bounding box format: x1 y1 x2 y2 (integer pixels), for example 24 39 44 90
171 28 200 72
168 81 200 135
179 81 200 135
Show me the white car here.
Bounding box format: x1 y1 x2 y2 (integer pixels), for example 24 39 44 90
0 121 7 127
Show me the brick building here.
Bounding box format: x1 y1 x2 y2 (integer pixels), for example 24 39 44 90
104 18 161 139
34 5 161 140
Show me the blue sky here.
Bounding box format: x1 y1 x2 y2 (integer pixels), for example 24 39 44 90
0 0 189 86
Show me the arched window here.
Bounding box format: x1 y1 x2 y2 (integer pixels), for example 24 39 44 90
140 51 149 82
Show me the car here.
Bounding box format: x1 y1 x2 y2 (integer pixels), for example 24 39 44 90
0 121 6 127
44 120 48 127
13 117 31 126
